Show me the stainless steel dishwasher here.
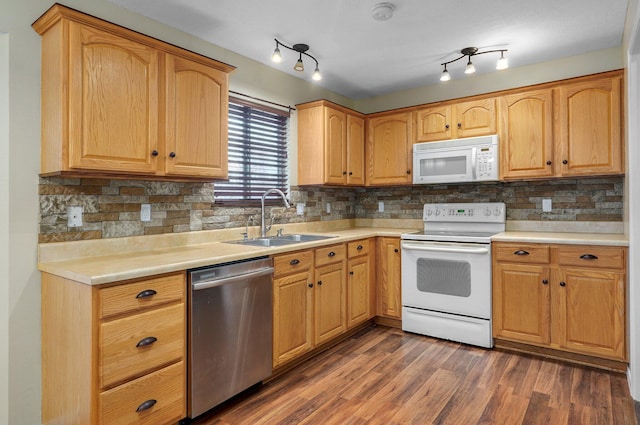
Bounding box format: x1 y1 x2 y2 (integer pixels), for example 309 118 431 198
187 256 273 418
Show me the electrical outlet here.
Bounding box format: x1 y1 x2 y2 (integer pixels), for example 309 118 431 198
326 202 331 213
140 204 151 222
542 198 552 212
67 206 83 227
296 203 305 215
378 201 384 212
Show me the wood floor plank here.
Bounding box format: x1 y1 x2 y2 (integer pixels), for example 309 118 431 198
190 325 637 425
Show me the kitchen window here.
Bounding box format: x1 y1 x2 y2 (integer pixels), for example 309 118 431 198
214 97 290 205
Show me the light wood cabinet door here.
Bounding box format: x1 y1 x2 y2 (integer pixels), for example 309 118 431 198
555 75 623 176
555 267 626 360
454 98 497 138
314 262 347 345
492 262 551 345
273 269 314 367
415 105 453 142
346 114 366 185
367 112 413 185
347 239 375 328
165 54 229 178
499 89 554 179
376 237 402 319
68 22 159 174
324 107 348 184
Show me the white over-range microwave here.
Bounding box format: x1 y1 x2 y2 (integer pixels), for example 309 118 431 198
412 135 499 184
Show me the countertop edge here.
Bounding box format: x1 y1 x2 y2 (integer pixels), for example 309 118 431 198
491 231 629 246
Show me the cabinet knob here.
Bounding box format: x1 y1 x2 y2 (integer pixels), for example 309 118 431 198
457 123 462 128
343 171 347 175
562 159 568 164
151 150 159 157
328 251 336 257
169 152 176 158
542 279 549 285
560 281 566 287
349 271 354 275
394 248 399 253
308 283 314 288
135 289 157 299
514 250 530 256
290 259 300 265
579 254 598 260
445 124 450 129
406 170 411 175
349 172 353 175
136 399 157 413
317 280 323 286
546 160 552 165
357 245 363 250
136 336 157 348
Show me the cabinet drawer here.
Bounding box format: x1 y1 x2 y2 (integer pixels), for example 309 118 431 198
348 239 370 258
315 244 346 267
100 361 185 425
273 250 313 278
100 303 184 389
493 243 550 264
557 245 625 269
99 272 185 319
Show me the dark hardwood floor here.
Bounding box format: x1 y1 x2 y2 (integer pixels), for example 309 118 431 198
190 325 638 425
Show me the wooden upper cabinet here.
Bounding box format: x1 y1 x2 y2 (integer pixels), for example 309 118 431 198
366 112 413 185
499 89 554 179
164 54 228 178
415 98 496 142
555 74 623 176
33 4 234 180
297 100 364 186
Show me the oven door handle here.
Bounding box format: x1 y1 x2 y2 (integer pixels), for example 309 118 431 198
401 242 489 255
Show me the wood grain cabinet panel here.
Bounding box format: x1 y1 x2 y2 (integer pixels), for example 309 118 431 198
346 239 374 328
415 98 496 142
33 4 234 181
297 100 365 186
366 112 413 185
376 237 402 319
314 262 347 344
492 242 627 363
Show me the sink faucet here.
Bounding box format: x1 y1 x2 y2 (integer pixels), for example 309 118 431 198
261 189 290 238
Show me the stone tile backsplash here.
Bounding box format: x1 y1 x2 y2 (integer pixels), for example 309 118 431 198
38 176 623 243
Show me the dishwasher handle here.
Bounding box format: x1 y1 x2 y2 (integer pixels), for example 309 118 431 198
401 242 489 255
192 267 274 291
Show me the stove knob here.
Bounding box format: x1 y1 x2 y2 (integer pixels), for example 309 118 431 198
435 209 441 216
493 208 502 216
426 208 433 216
484 208 491 216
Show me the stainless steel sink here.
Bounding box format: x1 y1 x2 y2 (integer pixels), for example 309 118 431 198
224 234 336 247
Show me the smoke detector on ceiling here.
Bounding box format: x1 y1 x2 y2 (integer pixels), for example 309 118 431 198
372 3 395 21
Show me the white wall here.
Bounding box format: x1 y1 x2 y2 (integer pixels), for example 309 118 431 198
1 1 634 424
0 32 10 425
624 0 640 400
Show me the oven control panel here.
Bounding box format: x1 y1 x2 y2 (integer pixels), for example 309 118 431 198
423 202 505 222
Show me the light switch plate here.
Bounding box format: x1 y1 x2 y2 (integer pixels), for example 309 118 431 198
542 198 552 212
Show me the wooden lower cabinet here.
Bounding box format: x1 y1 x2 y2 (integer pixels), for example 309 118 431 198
41 271 187 425
346 239 375 328
492 242 627 362
376 237 402 319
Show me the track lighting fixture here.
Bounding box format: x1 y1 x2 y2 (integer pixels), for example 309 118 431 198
440 47 508 82
271 39 322 81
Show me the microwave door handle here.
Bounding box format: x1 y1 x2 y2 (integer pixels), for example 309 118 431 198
471 147 477 180
402 242 489 255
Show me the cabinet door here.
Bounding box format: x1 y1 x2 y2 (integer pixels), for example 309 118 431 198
68 22 159 174
324 107 347 184
314 262 347 345
347 255 371 328
165 54 229 178
366 113 413 185
376 237 402 319
556 76 623 176
414 105 453 142
499 90 554 179
556 267 626 360
346 114 366 185
492 262 551 345
273 270 314 367
454 98 497 138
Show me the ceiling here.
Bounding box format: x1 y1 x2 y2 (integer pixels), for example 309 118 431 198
108 0 629 100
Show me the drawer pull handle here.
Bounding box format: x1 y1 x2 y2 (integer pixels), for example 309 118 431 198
136 336 157 348
579 254 599 260
328 251 336 257
135 289 157 299
290 259 300 265
514 250 530 256
136 399 157 413
357 245 363 250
